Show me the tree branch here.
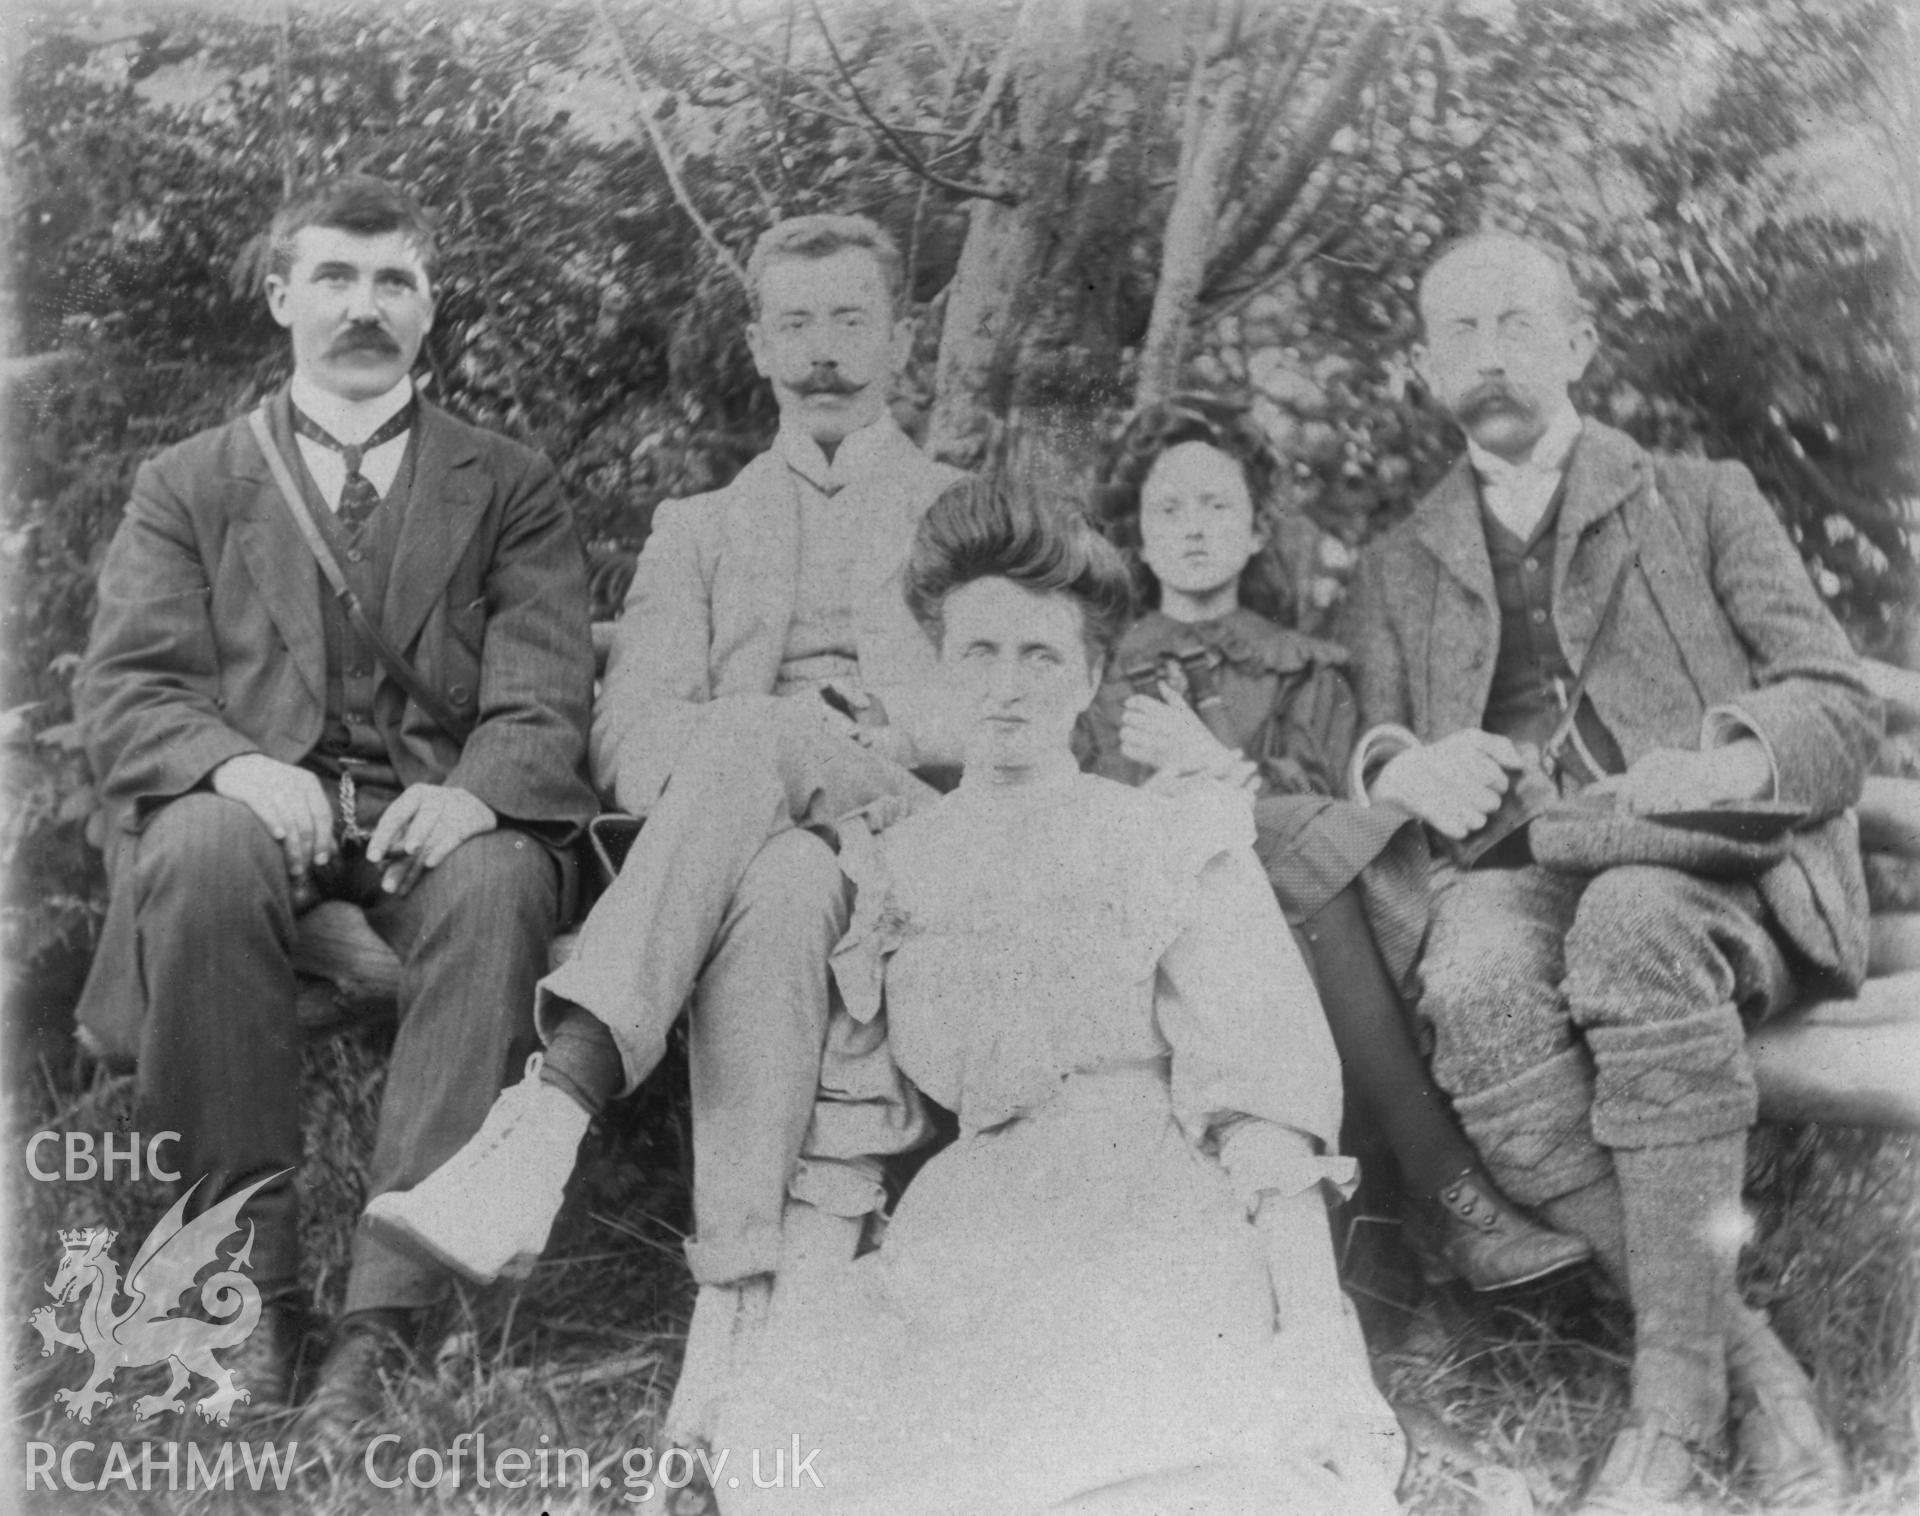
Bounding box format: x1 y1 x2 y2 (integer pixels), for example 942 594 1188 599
1203 9 1393 301
591 0 749 292
1136 24 1255 405
803 0 1016 205
1204 96 1517 318
1220 0 1336 222
649 4 959 139
274 0 297 198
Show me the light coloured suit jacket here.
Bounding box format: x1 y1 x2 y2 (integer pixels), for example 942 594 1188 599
595 422 965 813
1342 420 1882 986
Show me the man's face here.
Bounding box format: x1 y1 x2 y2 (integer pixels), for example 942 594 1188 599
746 248 911 447
942 576 1099 777
1414 243 1595 462
266 226 434 402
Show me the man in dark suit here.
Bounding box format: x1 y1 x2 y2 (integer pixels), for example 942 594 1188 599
74 175 595 1448
1342 232 1876 1511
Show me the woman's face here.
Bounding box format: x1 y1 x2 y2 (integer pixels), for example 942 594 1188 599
941 576 1099 777
1136 440 1264 604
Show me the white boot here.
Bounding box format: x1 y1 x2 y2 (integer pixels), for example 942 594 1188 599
363 1055 590 1284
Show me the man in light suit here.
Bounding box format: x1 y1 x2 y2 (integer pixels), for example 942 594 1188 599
369 214 961 1437
1342 232 1876 1510
75 176 595 1446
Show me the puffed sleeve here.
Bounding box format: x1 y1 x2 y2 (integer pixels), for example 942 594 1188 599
1152 791 1355 1212
789 815 933 1218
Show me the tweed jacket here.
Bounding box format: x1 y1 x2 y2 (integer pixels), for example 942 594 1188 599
1341 420 1882 988
594 421 966 814
75 391 597 1037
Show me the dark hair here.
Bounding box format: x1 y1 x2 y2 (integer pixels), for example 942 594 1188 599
1096 393 1296 625
906 478 1134 664
747 214 906 318
267 176 439 284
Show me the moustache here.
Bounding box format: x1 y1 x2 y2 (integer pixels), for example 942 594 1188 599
1458 382 1528 422
790 371 863 398
331 325 401 357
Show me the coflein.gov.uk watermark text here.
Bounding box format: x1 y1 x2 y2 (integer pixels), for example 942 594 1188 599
366 1434 824 1501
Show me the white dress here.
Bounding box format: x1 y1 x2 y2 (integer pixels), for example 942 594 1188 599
716 771 1400 1516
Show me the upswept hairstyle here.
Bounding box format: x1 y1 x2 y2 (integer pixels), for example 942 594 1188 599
1096 393 1297 626
746 214 906 318
906 478 1134 665
267 175 439 284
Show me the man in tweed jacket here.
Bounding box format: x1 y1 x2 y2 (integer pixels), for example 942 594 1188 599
1342 232 1878 1511
368 214 962 1441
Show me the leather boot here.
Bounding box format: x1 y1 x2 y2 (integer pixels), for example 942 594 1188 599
1726 1302 1846 1507
1418 1167 1593 1291
1576 1410 1714 1515
291 1309 422 1469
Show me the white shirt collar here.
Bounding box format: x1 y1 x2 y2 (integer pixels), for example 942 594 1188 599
775 413 908 494
1466 402 1583 487
290 373 415 447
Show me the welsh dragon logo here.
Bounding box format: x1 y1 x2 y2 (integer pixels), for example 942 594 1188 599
29 1172 285 1427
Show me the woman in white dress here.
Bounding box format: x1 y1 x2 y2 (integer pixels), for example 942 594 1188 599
716 482 1404 1516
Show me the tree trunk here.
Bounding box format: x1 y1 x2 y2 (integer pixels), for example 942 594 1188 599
927 0 1183 502
1134 24 1256 407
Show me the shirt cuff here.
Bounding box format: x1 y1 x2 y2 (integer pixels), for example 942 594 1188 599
787 1156 889 1220
1700 704 1780 801
1217 1121 1360 1215
1347 723 1422 805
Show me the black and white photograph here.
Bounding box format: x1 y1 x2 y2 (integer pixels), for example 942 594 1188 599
4 1 1917 1511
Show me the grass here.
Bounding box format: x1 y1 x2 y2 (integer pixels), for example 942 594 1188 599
9 1023 1916 1514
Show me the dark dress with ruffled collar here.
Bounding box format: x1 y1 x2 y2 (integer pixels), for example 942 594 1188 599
1082 607 1430 989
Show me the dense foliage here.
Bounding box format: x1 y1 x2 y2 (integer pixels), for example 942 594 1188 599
3 0 1914 1022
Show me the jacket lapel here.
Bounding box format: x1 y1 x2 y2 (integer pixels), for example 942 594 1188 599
711 451 800 690
232 396 327 704
1550 425 1643 661
1412 459 1499 735
383 402 487 651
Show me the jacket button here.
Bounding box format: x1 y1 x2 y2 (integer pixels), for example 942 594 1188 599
450 684 471 704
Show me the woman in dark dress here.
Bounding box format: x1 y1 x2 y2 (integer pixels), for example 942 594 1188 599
1084 394 1589 1291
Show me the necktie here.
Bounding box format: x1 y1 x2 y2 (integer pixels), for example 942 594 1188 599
291 403 414 534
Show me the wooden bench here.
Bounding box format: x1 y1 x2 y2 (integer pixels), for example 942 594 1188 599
285 653 1920 1131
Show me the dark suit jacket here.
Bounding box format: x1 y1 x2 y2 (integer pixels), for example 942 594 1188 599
1341 420 1882 988
75 391 597 1044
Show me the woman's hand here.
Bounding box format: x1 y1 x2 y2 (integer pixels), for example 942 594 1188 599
1120 686 1241 778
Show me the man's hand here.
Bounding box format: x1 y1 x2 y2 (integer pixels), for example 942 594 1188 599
814 678 915 766
366 784 496 896
1590 740 1772 814
850 724 915 766
1371 729 1527 839
1120 686 1240 776
794 684 863 744
210 753 335 884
